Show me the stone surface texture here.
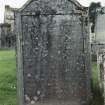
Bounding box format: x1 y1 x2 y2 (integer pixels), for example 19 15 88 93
15 0 91 105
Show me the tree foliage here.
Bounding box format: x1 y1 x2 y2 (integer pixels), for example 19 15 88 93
89 2 102 32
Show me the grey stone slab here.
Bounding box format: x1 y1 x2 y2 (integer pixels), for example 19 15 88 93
15 0 92 105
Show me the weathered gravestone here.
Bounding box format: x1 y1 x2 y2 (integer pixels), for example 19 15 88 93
97 48 105 91
15 0 91 105
0 23 11 48
95 7 105 103
96 45 105 103
0 23 15 48
96 48 105 104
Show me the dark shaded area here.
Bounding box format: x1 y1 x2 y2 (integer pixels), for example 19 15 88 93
0 23 15 48
90 62 104 105
92 54 97 62
90 81 104 105
89 2 102 33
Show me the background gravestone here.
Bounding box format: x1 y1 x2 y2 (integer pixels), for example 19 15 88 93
15 0 92 105
94 7 105 103
0 23 15 48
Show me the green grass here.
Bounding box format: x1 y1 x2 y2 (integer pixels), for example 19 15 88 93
91 62 104 105
0 50 104 105
92 62 99 90
0 50 16 105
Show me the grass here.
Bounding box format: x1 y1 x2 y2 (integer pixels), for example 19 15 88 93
0 50 16 105
0 50 104 105
91 62 104 105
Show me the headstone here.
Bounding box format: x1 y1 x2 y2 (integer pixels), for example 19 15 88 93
0 23 14 48
95 7 105 103
95 7 105 44
15 0 91 105
96 46 105 102
97 48 105 90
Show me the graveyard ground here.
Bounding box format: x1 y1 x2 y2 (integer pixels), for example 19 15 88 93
0 50 16 105
0 50 103 105
91 62 104 105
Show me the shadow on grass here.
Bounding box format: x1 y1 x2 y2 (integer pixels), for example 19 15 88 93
90 80 104 105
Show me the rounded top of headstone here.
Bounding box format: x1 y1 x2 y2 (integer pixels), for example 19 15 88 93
16 0 86 14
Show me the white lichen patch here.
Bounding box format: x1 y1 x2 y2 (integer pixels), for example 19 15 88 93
27 73 32 77
37 90 41 95
25 94 30 102
33 96 39 101
58 51 61 54
31 100 35 104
